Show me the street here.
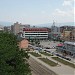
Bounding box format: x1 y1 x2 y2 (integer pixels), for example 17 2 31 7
28 57 57 75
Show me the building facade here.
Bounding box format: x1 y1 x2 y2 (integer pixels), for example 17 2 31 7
22 28 49 40
69 29 75 41
61 28 75 41
64 41 75 57
56 41 75 58
12 22 20 35
11 22 30 35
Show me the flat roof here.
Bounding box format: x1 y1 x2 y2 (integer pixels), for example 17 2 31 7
64 41 75 45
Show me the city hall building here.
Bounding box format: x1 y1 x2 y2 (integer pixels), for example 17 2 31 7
22 28 49 40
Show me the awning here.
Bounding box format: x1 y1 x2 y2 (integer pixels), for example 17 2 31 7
57 44 63 46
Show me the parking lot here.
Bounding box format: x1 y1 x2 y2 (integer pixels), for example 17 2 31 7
29 40 75 63
40 40 60 48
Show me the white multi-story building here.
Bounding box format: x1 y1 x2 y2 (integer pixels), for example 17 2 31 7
22 28 48 40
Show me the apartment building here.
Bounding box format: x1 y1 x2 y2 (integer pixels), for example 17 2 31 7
11 22 30 35
61 28 75 41
69 29 75 41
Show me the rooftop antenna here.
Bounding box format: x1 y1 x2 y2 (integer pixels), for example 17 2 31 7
53 20 55 26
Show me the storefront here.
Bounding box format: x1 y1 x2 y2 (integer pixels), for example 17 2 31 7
56 41 75 58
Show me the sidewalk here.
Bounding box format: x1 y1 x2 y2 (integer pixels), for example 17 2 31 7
29 54 75 75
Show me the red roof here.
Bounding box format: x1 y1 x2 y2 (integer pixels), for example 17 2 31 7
23 28 48 31
58 44 63 46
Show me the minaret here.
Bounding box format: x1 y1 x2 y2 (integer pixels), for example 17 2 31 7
51 20 55 32
52 20 55 26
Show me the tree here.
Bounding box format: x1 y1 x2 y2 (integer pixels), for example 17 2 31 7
0 32 31 75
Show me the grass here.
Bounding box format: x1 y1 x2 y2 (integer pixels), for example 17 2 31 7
52 57 75 68
29 52 41 57
39 58 58 66
40 52 53 56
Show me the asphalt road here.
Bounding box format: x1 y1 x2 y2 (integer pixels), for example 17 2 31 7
28 57 57 75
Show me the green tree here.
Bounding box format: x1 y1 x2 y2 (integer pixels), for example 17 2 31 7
0 32 31 75
31 39 34 45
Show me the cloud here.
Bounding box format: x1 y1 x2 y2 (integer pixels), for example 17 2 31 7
52 8 74 22
54 9 66 16
50 0 74 23
62 0 74 6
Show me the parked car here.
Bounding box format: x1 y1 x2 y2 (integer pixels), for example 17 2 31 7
65 58 71 61
44 50 51 53
45 47 50 49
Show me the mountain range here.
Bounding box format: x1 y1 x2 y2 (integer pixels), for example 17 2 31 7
0 21 74 27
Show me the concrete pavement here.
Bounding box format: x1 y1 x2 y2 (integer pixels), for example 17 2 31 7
29 57 57 75
29 53 75 75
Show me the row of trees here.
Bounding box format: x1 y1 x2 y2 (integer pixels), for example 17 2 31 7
30 39 40 46
0 32 31 75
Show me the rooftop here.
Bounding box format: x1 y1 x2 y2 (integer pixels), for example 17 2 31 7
23 28 48 31
64 41 75 45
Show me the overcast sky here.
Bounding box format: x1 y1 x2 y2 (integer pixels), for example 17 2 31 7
0 0 74 25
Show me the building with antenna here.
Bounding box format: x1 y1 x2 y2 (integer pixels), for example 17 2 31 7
50 21 61 40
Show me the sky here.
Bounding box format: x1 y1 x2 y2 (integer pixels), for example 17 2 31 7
0 0 74 25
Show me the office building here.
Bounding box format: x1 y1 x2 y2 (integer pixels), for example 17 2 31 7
22 28 49 40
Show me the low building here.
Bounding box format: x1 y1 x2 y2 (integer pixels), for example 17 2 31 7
56 41 75 58
19 39 29 49
64 41 75 57
22 28 49 40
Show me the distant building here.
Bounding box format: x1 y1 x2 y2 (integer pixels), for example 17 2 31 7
11 25 14 33
19 24 30 32
0 25 4 31
11 22 30 35
22 28 49 40
4 26 11 32
60 26 74 33
50 21 61 40
13 22 20 35
62 30 71 40
61 28 75 41
68 29 75 41
51 21 60 33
